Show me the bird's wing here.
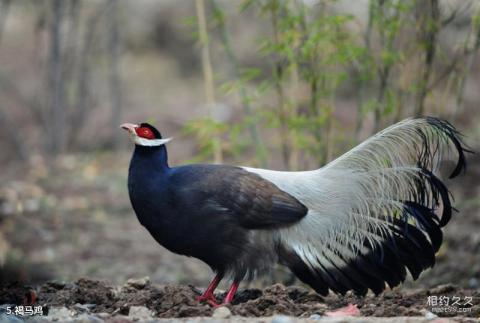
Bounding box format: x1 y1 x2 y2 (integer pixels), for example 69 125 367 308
200 166 308 229
243 117 469 296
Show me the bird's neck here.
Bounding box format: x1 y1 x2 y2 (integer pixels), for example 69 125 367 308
132 144 169 170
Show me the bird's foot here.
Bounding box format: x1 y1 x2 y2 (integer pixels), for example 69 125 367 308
196 293 219 306
197 279 238 308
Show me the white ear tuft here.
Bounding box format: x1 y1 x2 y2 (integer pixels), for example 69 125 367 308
134 137 172 147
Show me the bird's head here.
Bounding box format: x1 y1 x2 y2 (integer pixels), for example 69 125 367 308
120 122 172 147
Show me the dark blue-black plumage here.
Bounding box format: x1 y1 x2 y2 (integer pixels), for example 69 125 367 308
127 137 306 279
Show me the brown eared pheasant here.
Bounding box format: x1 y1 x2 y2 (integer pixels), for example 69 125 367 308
121 117 469 307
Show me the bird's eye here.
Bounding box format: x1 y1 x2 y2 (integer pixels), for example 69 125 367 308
135 127 155 140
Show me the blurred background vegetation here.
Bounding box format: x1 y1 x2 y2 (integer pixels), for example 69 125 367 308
0 0 479 290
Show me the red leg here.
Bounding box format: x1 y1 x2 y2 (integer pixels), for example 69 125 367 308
196 274 223 305
220 281 239 305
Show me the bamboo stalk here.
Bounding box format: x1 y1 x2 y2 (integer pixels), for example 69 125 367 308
270 3 291 170
287 0 306 170
211 0 267 167
195 0 222 164
297 1 325 166
355 0 374 139
289 53 300 170
325 98 335 163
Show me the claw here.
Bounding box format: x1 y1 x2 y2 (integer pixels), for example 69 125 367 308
196 274 223 306
196 293 218 305
195 276 239 308
207 299 222 307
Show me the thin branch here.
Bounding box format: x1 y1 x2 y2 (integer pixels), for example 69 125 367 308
414 0 440 117
107 0 123 150
62 0 80 116
0 108 29 161
270 1 292 169
373 0 388 132
48 0 66 155
426 51 462 92
0 0 28 160
454 3 480 120
69 1 110 146
0 0 11 44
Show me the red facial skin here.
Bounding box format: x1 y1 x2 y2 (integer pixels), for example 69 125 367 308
135 127 155 140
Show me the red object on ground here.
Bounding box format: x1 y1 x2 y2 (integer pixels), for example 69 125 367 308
325 304 360 317
22 290 37 305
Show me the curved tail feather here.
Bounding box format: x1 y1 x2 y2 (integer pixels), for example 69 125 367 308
245 117 470 295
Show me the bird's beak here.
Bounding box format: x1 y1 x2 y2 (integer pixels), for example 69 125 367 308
120 123 138 133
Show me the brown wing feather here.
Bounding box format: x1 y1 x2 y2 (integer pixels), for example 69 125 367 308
201 166 308 229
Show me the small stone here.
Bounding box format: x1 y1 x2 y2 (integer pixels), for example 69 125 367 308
73 313 105 323
0 313 23 323
430 284 455 294
46 281 67 290
420 309 438 320
308 313 322 320
125 277 150 290
212 306 231 319
47 307 74 321
271 315 294 323
468 277 479 289
425 312 437 320
104 315 132 323
128 306 153 321
94 313 110 319
73 304 96 313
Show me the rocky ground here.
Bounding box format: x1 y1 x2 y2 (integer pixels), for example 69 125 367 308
0 278 479 322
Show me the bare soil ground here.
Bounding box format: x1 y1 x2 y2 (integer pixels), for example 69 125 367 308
0 278 479 321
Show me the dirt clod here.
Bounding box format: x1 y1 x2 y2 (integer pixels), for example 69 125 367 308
0 282 37 305
124 277 150 290
127 306 153 320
